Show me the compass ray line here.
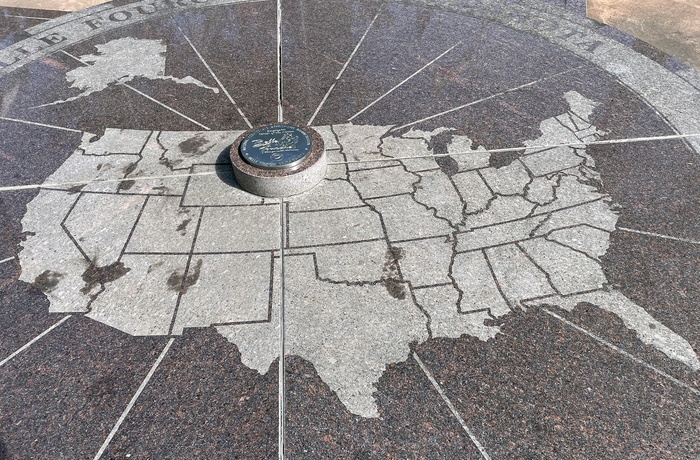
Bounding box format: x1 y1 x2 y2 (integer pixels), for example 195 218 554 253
0 172 216 193
121 83 211 130
176 24 253 129
348 40 464 122
278 199 286 460
277 0 283 123
392 67 581 131
3 134 699 194
60 49 83 64
0 316 72 368
56 50 211 130
4 14 51 20
0 116 82 133
618 227 700 245
307 10 380 126
543 309 700 397
167 207 205 335
326 133 700 166
93 337 176 460
0 256 14 264
412 351 493 460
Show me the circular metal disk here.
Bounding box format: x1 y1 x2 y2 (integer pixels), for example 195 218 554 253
231 125 326 197
239 124 312 170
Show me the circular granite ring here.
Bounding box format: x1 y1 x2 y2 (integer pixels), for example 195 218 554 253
230 125 326 197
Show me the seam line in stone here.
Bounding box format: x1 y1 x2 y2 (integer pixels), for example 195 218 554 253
307 9 381 126
542 308 700 397
348 39 464 122
412 351 493 460
121 83 211 130
276 0 283 123
93 337 175 460
0 115 82 133
392 66 581 131
175 23 253 129
4 133 699 194
0 315 72 368
278 199 286 460
617 227 700 245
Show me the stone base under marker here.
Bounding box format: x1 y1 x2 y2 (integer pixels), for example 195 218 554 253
230 126 327 198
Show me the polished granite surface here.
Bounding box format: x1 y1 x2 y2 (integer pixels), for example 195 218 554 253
0 0 699 458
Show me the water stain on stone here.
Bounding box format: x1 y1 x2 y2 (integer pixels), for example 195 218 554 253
428 131 459 177
146 261 163 274
382 277 406 300
117 179 135 191
81 261 130 294
176 218 192 234
33 270 64 292
382 247 406 299
178 135 209 155
67 184 85 194
86 373 118 397
124 162 138 175
489 150 520 169
0 437 6 460
167 259 203 294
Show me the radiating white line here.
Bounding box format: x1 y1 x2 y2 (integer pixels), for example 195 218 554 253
121 83 211 130
0 171 216 193
61 50 83 63
93 338 175 460
0 316 72 367
307 11 380 126
393 67 578 131
57 51 211 130
326 133 700 166
0 256 15 264
276 0 283 123
5 14 51 20
176 25 253 129
4 133 699 193
412 351 492 460
348 40 463 122
278 200 286 460
542 309 700 397
618 227 700 245
0 116 82 133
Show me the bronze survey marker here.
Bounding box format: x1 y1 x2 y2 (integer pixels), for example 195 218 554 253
239 124 313 170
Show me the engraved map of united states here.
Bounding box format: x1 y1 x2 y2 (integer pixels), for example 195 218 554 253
19 91 699 418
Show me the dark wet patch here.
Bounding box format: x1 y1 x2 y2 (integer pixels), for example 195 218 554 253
117 180 135 191
382 247 406 299
85 373 119 398
176 218 192 234
124 162 138 176
388 246 404 261
0 437 6 460
81 261 130 294
66 184 85 194
178 135 209 155
427 131 459 177
33 270 63 292
435 155 459 177
146 261 163 274
167 259 202 294
381 278 406 300
489 150 520 169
